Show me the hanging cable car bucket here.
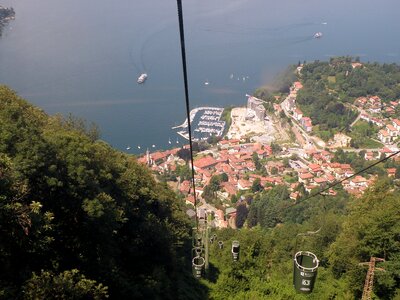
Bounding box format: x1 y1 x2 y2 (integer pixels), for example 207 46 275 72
293 251 319 294
231 240 240 261
192 256 205 278
192 247 203 258
192 230 203 247
218 241 224 249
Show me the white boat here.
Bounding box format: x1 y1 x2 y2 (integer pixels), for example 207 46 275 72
204 80 209 86
314 32 323 39
168 138 171 144
126 146 131 150
137 73 148 84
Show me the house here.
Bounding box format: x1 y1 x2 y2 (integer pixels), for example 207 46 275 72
237 179 252 190
185 195 196 206
369 96 382 106
379 147 396 159
393 119 400 131
308 163 323 176
225 207 237 219
360 113 370 122
301 117 313 132
386 124 398 137
321 151 333 162
371 118 384 127
221 182 238 197
385 107 395 115
351 62 363 69
293 108 303 121
314 177 327 185
364 151 375 161
290 191 300 201
324 173 336 182
293 81 303 91
266 161 285 173
214 209 228 228
387 168 396 177
284 97 296 112
378 129 391 144
256 149 269 159
193 155 218 170
355 97 368 108
299 172 314 184
349 176 368 187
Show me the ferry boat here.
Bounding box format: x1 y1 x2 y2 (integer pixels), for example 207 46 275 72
313 32 323 39
137 73 148 84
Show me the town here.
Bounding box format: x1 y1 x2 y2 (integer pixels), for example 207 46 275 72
138 62 400 230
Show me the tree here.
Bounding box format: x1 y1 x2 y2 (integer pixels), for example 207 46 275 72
251 178 263 193
176 164 191 181
177 148 191 162
0 87 202 299
270 142 282 154
328 180 400 299
252 152 262 171
235 204 248 228
220 172 229 182
23 269 108 300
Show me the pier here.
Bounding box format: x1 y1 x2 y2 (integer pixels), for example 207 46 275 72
174 107 225 141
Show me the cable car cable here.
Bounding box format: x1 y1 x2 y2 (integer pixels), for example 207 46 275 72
176 0 199 230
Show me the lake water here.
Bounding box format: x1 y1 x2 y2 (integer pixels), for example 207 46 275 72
0 0 400 153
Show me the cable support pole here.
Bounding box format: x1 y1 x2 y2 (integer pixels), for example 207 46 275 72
176 0 198 230
360 257 385 300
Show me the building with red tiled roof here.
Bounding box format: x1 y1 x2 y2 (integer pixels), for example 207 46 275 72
221 182 238 196
314 177 327 185
290 191 300 201
186 195 195 206
238 179 252 190
351 62 363 69
180 180 191 195
387 168 396 177
349 176 368 187
324 174 336 182
293 81 303 91
393 119 400 131
378 129 391 144
293 108 303 121
299 172 314 184
193 156 218 170
355 97 368 107
386 124 398 137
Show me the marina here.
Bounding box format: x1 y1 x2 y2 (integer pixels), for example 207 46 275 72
174 107 225 141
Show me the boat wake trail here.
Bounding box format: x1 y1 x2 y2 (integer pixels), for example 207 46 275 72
128 25 170 74
200 21 320 36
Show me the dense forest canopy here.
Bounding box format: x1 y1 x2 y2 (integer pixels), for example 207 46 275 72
205 180 400 299
0 86 204 299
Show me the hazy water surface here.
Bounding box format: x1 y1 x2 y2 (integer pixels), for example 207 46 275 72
0 0 399 152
